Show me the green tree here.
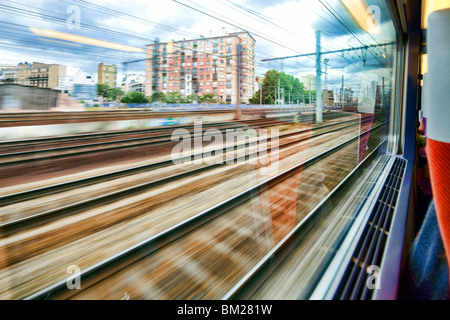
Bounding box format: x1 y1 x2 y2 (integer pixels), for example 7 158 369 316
97 84 109 98
198 93 218 104
249 70 305 105
179 94 194 104
279 72 304 104
165 92 181 104
249 69 278 105
303 90 316 104
164 91 194 104
150 92 166 103
97 84 125 101
107 88 124 101
121 91 149 103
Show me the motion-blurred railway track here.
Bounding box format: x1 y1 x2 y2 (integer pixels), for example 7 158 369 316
0 118 289 153
3 114 386 300
0 110 238 127
0 116 373 228
0 119 289 165
21 121 386 300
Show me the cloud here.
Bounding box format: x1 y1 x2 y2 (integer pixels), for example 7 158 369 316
0 0 397 90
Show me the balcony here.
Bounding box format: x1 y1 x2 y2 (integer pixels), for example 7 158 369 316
28 76 48 80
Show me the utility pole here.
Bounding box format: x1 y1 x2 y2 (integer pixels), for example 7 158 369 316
259 82 262 106
278 78 281 106
309 77 312 107
316 30 323 123
341 75 344 106
235 41 242 119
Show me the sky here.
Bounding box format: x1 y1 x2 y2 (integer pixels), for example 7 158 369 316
0 0 397 90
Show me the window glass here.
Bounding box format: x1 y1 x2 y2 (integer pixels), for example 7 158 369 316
0 0 400 300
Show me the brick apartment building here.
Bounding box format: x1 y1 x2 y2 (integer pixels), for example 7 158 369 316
0 62 66 89
145 31 256 104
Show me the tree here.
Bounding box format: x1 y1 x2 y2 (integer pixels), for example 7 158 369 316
150 92 166 103
97 84 124 101
97 84 109 98
249 69 305 105
165 92 181 104
279 72 304 103
164 91 194 104
180 94 194 104
249 69 278 105
107 88 124 101
303 90 316 104
198 93 218 104
121 91 149 103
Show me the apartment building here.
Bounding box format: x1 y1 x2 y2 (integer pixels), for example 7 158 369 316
98 63 117 87
145 31 256 104
121 74 146 93
0 62 66 89
302 74 316 91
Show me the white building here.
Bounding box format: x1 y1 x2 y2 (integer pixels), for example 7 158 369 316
302 74 316 91
121 74 146 93
64 70 97 101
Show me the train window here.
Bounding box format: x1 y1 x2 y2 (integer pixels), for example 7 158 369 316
0 0 405 301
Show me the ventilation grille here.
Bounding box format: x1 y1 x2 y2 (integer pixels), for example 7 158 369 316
333 157 407 300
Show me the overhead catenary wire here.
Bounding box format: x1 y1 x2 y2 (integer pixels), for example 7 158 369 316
0 0 391 92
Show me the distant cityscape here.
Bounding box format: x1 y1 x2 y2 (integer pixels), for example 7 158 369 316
0 30 341 108
0 31 258 104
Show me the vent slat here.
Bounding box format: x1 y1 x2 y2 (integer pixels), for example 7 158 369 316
334 157 407 300
348 161 401 299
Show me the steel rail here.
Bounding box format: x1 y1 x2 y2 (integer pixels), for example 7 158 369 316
24 121 386 300
0 116 368 208
221 136 389 300
0 118 288 148
0 120 292 167
1 118 374 235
